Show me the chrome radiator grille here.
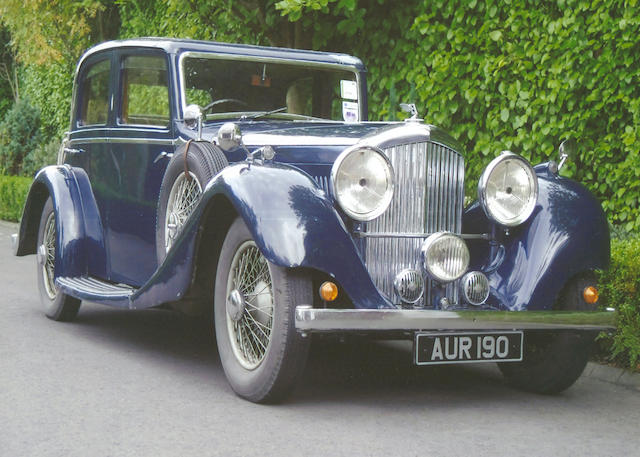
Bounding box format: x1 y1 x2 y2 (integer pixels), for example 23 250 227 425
364 141 465 306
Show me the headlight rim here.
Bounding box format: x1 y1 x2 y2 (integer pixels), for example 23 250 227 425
330 144 395 221
478 151 539 227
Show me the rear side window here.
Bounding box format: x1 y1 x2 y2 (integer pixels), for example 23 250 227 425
120 55 169 127
79 59 111 126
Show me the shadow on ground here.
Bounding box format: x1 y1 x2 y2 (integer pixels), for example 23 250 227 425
65 303 511 405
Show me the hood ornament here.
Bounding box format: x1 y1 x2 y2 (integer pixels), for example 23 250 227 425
400 103 422 122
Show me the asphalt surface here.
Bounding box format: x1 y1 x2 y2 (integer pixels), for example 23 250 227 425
1 220 639 457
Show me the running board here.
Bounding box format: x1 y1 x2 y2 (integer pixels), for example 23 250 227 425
56 276 136 308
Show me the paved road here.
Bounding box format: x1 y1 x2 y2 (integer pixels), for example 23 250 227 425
1 221 639 457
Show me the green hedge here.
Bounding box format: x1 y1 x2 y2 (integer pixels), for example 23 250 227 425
6 0 640 234
599 235 640 371
0 174 30 221
365 1 640 232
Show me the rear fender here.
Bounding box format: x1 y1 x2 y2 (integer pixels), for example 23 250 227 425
15 166 105 278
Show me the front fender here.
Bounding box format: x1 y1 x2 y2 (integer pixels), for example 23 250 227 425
133 162 392 310
464 168 610 311
15 166 105 278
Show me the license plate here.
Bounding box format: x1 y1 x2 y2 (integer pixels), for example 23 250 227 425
414 331 523 365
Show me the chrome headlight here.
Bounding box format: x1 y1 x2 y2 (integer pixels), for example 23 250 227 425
478 152 538 227
421 232 470 283
331 145 394 221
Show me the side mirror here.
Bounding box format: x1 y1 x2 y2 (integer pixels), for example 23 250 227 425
184 104 203 141
557 138 576 171
218 122 243 151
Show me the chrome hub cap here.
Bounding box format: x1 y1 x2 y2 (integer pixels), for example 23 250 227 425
41 212 57 300
226 241 274 370
165 172 202 252
227 289 246 322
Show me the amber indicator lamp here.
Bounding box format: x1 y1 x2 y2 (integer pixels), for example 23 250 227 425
319 281 339 302
583 286 599 304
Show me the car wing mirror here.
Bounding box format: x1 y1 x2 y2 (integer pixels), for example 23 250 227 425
184 104 204 141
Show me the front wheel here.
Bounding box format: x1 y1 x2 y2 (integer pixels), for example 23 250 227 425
36 197 81 321
214 217 310 403
499 274 598 393
498 331 593 394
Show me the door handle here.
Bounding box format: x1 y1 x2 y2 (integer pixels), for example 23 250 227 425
153 151 173 164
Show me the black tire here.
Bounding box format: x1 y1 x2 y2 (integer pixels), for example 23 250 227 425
37 197 81 321
214 217 310 403
499 273 598 394
156 141 227 263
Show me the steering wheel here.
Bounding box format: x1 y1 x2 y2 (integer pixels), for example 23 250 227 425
203 98 248 113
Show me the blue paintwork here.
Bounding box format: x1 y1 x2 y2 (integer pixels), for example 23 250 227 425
15 39 610 314
132 162 393 309
464 163 610 311
16 166 106 278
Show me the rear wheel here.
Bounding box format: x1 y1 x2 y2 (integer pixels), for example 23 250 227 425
214 217 310 403
499 273 598 393
36 197 81 321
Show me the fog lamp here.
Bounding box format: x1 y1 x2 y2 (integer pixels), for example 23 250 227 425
393 269 424 304
421 232 470 283
461 271 490 305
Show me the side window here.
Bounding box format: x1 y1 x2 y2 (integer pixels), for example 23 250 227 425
79 59 111 126
120 55 169 127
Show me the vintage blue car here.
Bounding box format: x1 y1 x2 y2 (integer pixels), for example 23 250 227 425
14 38 614 402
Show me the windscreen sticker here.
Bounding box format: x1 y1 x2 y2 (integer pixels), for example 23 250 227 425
340 80 358 100
342 101 359 122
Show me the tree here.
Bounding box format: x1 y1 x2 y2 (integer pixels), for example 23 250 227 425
0 26 18 115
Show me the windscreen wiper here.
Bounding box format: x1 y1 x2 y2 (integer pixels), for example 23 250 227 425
243 106 288 120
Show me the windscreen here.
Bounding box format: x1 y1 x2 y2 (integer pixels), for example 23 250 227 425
182 56 360 122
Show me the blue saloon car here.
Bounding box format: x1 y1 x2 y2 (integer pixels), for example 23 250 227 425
14 38 614 402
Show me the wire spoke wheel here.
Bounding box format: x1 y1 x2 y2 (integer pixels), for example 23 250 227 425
36 197 81 321
41 212 57 300
215 217 311 402
226 241 274 370
164 172 202 252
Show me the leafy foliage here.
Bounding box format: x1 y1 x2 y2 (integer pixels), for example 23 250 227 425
0 99 42 176
22 139 59 178
21 61 75 141
0 25 19 116
0 0 105 65
599 236 640 370
1 0 639 233
401 0 640 231
0 174 31 221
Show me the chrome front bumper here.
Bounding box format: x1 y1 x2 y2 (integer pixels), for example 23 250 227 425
294 306 616 333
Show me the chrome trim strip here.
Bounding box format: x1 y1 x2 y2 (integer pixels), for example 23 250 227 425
358 123 465 157
294 306 617 332
355 231 491 240
57 276 134 299
71 127 171 135
69 137 176 146
178 51 363 120
242 133 359 147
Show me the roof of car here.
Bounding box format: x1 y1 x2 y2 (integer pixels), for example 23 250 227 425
80 37 365 70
